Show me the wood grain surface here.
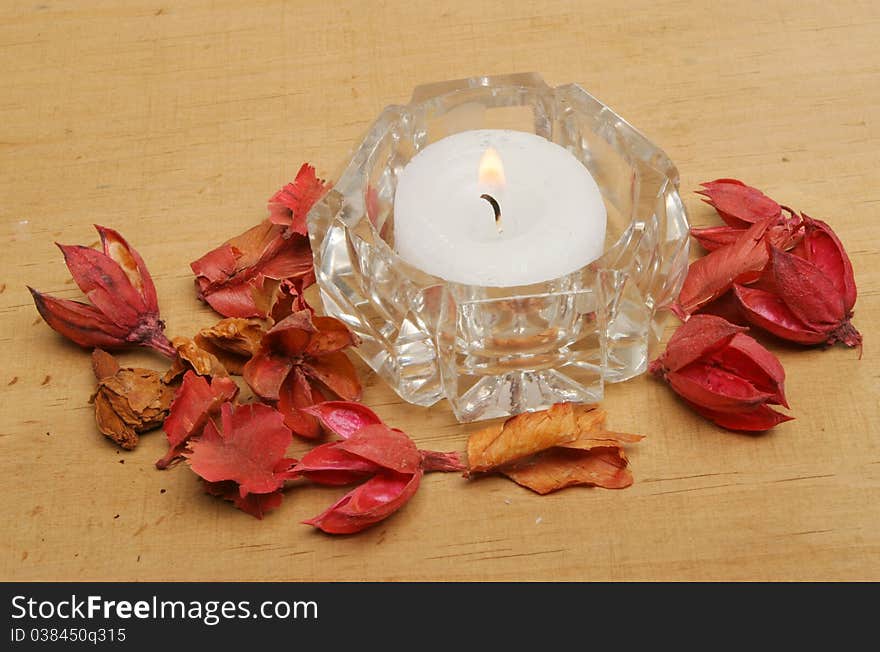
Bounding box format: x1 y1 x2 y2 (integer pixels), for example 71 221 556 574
2 0 879 581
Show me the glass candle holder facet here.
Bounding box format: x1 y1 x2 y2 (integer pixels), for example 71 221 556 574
307 73 690 422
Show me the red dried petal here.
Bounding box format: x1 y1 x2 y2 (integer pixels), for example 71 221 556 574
302 351 362 402
265 311 315 355
303 470 422 535
294 443 381 485
690 225 743 251
667 362 776 413
306 316 359 356
675 219 772 317
686 401 793 432
793 215 857 313
732 284 823 344
29 289 129 349
157 371 239 469
302 401 383 439
267 163 329 237
185 403 293 496
242 351 293 401
696 179 781 228
57 243 145 324
336 425 422 475
96 225 159 313
277 368 322 439
768 246 845 332
708 333 788 408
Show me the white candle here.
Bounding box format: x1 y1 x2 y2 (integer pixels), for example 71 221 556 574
393 129 607 286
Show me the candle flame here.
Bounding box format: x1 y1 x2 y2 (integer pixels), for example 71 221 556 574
478 147 505 187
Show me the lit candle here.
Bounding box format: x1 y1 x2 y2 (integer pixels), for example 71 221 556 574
393 129 607 286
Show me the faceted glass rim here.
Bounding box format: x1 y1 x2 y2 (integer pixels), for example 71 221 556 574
319 71 685 298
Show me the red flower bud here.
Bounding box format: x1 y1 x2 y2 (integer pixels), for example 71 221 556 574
734 246 861 350
29 226 174 357
650 315 791 431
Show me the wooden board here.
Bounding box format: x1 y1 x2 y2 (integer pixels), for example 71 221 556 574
1 0 878 581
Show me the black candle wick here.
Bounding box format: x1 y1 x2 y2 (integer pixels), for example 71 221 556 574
480 193 502 223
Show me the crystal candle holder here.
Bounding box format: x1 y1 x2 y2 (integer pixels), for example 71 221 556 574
307 73 689 422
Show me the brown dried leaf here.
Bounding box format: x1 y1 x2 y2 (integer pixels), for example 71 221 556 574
194 318 266 375
90 350 174 450
466 403 604 473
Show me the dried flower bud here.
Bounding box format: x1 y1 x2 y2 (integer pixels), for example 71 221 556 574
650 315 791 431
90 349 175 449
30 226 174 357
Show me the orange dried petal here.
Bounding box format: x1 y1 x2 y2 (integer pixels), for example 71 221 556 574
165 337 229 383
194 317 266 375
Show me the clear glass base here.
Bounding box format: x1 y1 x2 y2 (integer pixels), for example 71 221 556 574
307 73 689 422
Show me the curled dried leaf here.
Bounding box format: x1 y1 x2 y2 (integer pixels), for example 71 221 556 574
466 403 604 473
90 349 174 450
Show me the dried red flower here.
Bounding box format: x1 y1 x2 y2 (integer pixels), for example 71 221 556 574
267 163 328 237
650 315 791 431
190 220 314 319
30 226 174 357
243 311 361 438
190 165 326 319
